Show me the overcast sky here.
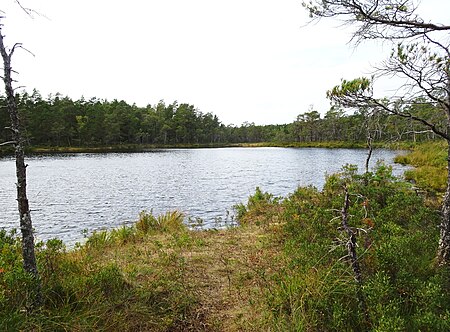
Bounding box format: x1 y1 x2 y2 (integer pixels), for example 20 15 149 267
2 0 449 125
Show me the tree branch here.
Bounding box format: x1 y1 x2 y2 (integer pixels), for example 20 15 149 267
305 0 450 44
0 140 15 146
371 99 450 140
14 0 40 19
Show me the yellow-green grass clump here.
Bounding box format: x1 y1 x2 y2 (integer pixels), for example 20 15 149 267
395 140 447 193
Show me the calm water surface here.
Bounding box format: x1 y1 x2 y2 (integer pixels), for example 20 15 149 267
0 147 408 245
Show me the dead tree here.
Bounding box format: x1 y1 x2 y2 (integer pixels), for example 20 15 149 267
340 187 371 329
0 20 42 306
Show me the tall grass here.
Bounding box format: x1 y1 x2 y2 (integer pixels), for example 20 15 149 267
0 210 203 331
395 140 447 193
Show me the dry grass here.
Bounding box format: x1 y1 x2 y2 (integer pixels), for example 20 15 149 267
76 223 284 331
181 226 284 331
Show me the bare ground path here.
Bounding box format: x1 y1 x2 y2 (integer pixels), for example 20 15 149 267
89 217 284 332
178 225 283 331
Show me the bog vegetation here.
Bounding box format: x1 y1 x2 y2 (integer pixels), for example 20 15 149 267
1 142 449 331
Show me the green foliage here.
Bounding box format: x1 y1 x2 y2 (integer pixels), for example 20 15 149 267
327 77 372 99
1 162 448 330
238 163 449 331
83 211 186 251
110 224 136 244
85 229 111 249
0 209 197 331
1 91 444 153
0 93 295 147
395 141 447 168
405 166 446 192
395 141 447 193
87 263 130 298
234 187 280 225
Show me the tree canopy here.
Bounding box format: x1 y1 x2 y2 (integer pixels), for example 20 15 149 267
304 0 450 265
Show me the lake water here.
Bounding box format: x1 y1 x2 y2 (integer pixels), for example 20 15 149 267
0 147 408 245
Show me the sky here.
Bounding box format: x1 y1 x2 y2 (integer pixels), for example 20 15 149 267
2 0 449 125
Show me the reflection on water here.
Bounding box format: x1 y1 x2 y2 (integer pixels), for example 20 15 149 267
0 147 408 245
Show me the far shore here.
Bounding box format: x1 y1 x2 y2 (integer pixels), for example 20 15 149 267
0 141 414 156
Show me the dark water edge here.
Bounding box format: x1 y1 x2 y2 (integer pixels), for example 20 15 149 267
0 140 390 157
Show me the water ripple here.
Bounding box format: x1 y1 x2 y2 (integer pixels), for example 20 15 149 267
0 147 408 246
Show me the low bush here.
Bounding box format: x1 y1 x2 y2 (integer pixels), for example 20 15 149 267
236 162 449 331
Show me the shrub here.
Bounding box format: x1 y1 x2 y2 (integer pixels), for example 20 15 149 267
234 187 281 225
236 163 448 330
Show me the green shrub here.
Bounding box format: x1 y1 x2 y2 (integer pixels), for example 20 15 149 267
236 163 449 330
110 225 136 244
234 187 280 225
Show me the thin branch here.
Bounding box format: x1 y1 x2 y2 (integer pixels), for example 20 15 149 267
14 0 40 19
305 0 450 44
15 44 35 57
372 99 450 140
424 34 450 58
13 85 25 91
0 140 15 146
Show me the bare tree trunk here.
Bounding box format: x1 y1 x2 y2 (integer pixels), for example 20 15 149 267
437 73 450 266
0 30 42 307
341 187 371 329
438 140 450 266
365 132 373 174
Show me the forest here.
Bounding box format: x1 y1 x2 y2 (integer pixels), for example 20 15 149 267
0 90 444 149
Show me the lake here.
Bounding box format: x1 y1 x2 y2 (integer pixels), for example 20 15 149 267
0 147 408 245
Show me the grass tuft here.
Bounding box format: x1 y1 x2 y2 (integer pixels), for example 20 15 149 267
394 140 447 193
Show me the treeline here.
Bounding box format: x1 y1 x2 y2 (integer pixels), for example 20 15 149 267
290 105 445 143
0 90 444 147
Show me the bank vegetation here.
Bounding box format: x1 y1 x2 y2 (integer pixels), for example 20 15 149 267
1 142 449 331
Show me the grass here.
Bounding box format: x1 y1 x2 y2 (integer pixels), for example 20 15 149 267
78 210 280 330
394 140 447 193
0 211 283 331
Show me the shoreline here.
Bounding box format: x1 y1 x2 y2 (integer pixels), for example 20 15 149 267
0 140 416 156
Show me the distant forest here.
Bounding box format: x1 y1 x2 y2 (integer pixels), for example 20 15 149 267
0 90 445 147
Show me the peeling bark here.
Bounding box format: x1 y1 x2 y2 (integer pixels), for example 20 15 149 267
0 28 41 306
438 140 450 266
